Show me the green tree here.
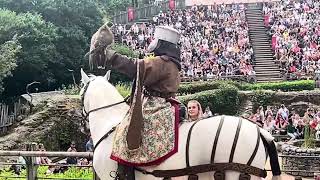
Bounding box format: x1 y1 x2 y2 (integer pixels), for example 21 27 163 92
95 0 131 15
0 37 21 94
0 9 59 96
0 0 104 96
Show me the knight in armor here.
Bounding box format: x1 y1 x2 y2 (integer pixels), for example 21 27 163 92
89 25 182 180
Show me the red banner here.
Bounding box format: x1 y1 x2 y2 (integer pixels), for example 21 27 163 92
128 7 134 22
169 0 175 10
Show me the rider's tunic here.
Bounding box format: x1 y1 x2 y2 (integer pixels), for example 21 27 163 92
108 53 180 166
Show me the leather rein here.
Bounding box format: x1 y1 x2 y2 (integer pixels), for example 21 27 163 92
80 79 128 150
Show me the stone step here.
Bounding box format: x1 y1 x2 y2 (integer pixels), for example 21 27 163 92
254 68 280 72
248 26 267 29
256 75 282 79
250 35 270 38
248 24 266 27
254 67 279 71
253 46 272 50
254 60 276 64
255 59 275 63
248 22 265 25
253 49 273 52
257 78 283 83
249 27 268 32
245 11 262 17
255 72 280 76
254 60 275 63
255 56 275 60
251 35 270 38
251 41 271 45
251 40 271 44
246 17 264 20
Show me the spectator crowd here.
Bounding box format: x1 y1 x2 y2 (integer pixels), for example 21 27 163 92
248 104 320 141
112 3 256 80
264 0 320 80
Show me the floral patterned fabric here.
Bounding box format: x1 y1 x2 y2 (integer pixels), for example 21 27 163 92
110 96 177 166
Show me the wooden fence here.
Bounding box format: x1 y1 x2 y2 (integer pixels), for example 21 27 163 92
112 0 186 24
0 99 23 134
0 143 98 180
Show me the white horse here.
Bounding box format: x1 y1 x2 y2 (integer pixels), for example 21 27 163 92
80 69 281 180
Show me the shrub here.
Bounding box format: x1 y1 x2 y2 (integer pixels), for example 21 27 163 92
178 80 315 95
0 166 93 180
241 80 315 92
116 83 131 98
249 90 276 112
179 84 240 115
178 80 245 95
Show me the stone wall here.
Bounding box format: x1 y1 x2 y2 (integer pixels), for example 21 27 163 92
239 90 320 115
281 141 320 177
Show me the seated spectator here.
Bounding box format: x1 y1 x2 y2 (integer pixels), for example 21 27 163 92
187 100 203 121
203 106 213 118
265 106 273 118
86 135 94 152
263 115 276 134
287 119 298 141
264 0 320 80
275 117 288 135
38 143 52 165
66 141 77 164
296 120 305 139
113 4 254 82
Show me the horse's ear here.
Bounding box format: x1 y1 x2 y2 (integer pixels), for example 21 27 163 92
81 68 90 84
104 70 111 81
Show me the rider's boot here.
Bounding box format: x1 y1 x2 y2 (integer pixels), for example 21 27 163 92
116 163 135 180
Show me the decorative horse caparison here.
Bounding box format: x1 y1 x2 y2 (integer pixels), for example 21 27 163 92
80 69 281 180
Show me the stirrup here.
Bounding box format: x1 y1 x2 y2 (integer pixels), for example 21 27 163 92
214 171 225 180
239 173 251 180
188 174 199 180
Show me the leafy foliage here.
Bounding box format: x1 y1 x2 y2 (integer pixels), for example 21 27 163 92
0 9 59 96
0 37 21 93
179 84 240 115
178 80 315 95
178 80 244 95
0 166 93 180
0 0 104 97
116 83 131 98
241 80 315 92
249 90 276 112
95 0 131 15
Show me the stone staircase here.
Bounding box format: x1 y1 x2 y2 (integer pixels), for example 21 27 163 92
245 5 282 83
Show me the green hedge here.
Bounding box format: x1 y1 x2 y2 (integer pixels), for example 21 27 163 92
178 80 244 95
178 84 240 115
249 90 276 112
241 80 315 92
178 80 315 95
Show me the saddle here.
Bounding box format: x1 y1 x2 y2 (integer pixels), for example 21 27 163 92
114 116 272 180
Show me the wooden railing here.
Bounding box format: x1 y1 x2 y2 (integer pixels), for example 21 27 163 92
112 0 186 24
0 100 23 134
0 143 97 180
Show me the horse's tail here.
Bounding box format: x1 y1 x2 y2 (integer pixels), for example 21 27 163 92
260 129 281 179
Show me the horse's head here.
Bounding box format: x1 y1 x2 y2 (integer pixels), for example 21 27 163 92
80 69 128 137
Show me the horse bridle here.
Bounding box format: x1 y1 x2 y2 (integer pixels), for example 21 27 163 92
81 78 129 150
